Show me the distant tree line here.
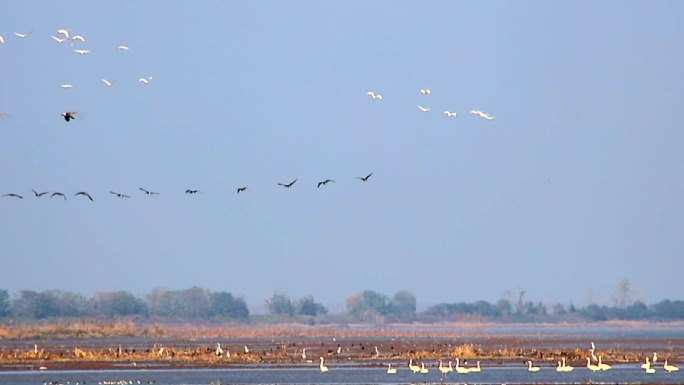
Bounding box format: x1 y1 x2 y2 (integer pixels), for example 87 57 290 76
2 286 684 322
0 287 249 320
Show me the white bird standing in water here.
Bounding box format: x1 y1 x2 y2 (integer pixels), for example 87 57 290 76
597 355 611 370
420 362 429 374
319 356 329 372
664 360 679 373
588 342 597 363
641 357 651 370
527 360 541 372
409 359 421 373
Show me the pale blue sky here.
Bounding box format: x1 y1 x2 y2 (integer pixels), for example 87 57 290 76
1 1 683 311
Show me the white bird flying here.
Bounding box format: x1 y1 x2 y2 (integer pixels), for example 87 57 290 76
366 91 383 100
117 45 130 51
14 31 33 38
56 29 70 38
0 35 4 44
60 84 74 89
443 111 457 117
139 76 153 84
470 109 495 120
71 35 86 42
101 79 114 87
73 49 91 55
417 105 431 112
419 89 431 95
51 35 67 43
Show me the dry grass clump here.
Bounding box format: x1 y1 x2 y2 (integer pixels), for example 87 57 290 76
0 320 165 339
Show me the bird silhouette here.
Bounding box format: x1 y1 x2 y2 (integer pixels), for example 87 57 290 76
2 193 23 199
139 187 159 195
317 179 335 188
277 178 298 188
51 192 66 200
61 111 78 122
185 189 201 194
32 189 49 197
237 187 247 194
110 191 130 198
75 191 93 201
356 173 373 182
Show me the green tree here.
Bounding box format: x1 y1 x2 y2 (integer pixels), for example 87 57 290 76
209 292 249 319
266 293 295 316
296 295 328 316
346 290 388 321
387 290 416 320
178 287 211 318
93 291 147 317
146 288 181 317
496 299 512 317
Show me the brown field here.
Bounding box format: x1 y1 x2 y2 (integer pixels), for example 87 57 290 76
0 320 683 371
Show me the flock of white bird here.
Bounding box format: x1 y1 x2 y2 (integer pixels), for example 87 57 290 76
311 342 679 375
366 88 496 121
0 27 152 121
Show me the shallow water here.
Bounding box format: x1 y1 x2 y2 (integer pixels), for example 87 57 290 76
0 366 682 385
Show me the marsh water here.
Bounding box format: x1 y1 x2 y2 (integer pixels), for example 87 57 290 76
1 365 683 385
1 324 683 384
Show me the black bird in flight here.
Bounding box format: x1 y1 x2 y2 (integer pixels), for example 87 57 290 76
237 187 247 194
185 189 201 194
277 178 298 188
139 187 159 195
61 111 78 122
110 191 130 198
32 189 49 197
317 179 335 188
51 192 66 200
75 191 93 201
356 172 373 182
2 193 23 199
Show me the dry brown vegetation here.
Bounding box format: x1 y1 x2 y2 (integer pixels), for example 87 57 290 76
0 320 683 371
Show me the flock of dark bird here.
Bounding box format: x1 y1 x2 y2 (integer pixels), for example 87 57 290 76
2 28 496 204
2 174 374 201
